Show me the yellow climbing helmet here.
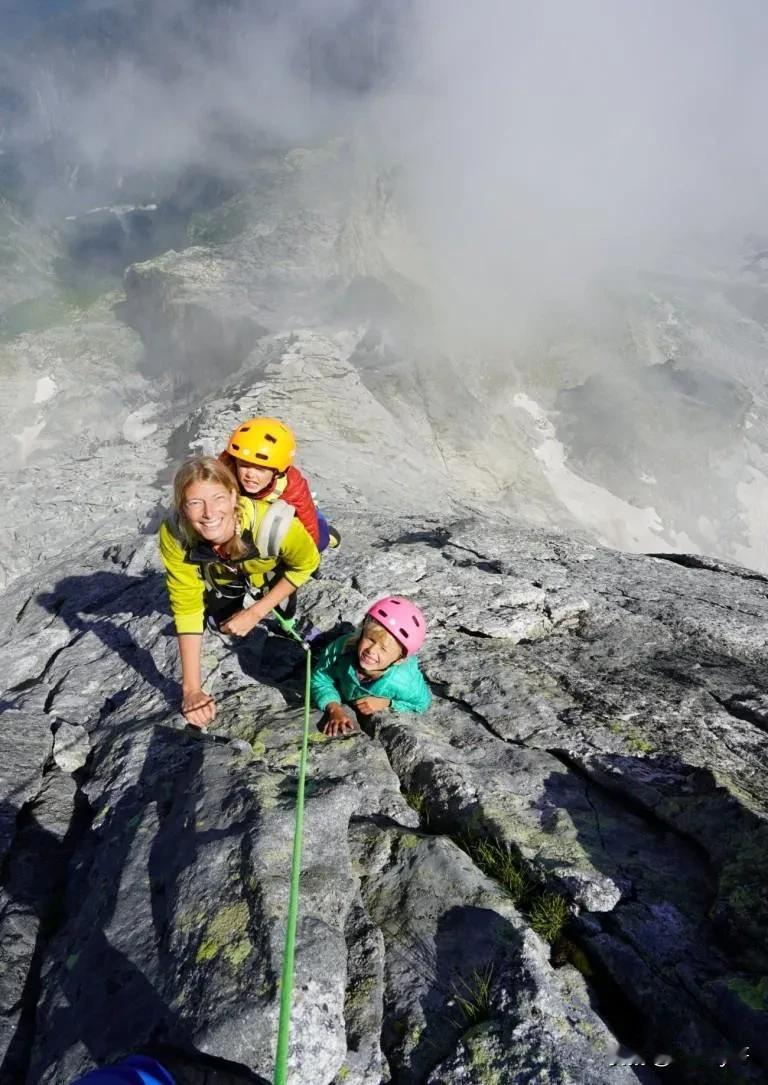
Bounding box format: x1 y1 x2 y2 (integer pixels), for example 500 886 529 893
226 417 296 472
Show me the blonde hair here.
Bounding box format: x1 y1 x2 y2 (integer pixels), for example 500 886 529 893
173 456 248 559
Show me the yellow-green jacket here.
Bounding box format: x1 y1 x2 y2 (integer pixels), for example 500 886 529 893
158 496 320 634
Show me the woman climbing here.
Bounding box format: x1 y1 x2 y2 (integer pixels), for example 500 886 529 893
158 456 320 729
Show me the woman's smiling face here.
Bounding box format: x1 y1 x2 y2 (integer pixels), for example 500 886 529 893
183 480 237 545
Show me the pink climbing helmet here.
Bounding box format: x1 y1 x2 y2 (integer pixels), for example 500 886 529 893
365 596 427 656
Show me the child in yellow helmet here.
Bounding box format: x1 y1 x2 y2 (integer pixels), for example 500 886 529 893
220 416 339 551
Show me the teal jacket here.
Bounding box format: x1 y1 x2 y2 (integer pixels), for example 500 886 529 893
311 633 432 714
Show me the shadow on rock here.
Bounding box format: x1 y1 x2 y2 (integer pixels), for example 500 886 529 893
20 721 265 1084
381 904 522 1084
541 751 767 1081
37 570 176 709
223 618 357 712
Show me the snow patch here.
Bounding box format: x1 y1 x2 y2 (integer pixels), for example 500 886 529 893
123 404 158 443
513 393 698 554
34 376 56 404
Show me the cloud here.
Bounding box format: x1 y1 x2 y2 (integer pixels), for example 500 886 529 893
3 1 403 188
6 0 768 334
364 0 768 334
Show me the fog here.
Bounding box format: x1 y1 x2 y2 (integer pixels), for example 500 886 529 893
363 1 768 339
5 0 768 569
2 0 403 210
8 2 768 270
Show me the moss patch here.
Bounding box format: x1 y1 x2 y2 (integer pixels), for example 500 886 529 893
346 974 377 1012
725 974 768 1012
195 901 252 967
626 732 655 754
607 719 654 753
403 788 431 827
463 1027 504 1085
716 825 768 969
554 937 594 978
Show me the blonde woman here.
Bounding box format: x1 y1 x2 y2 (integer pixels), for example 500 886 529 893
159 456 319 728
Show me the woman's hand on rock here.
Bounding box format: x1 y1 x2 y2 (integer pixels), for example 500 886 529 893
182 688 216 728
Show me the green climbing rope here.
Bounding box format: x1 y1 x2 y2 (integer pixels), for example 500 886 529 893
272 609 313 1085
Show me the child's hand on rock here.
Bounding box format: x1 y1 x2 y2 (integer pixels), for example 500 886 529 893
354 696 390 716
322 703 356 737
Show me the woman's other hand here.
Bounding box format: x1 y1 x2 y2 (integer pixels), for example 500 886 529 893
182 688 217 728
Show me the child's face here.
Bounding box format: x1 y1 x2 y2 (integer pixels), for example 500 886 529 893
358 620 404 673
234 459 277 495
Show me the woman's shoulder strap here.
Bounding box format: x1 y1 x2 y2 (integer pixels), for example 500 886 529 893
240 496 295 558
255 498 295 558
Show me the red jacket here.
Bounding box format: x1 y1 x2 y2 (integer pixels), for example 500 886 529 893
269 465 319 545
220 453 319 544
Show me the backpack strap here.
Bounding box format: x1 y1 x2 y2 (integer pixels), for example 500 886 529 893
255 498 295 559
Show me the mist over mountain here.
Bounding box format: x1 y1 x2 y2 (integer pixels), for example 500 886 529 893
3 0 768 568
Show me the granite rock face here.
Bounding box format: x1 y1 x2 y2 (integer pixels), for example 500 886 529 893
0 292 166 592
1 483 767 1083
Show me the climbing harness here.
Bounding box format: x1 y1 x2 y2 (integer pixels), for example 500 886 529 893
179 498 296 603
271 608 313 1085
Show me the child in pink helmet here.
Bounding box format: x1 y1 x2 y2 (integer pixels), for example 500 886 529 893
311 596 431 736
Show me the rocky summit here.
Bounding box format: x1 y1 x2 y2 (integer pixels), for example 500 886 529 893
0 143 767 1085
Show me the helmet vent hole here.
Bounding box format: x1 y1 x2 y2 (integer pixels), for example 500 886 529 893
265 433 277 444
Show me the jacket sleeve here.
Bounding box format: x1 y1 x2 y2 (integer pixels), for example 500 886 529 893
310 635 349 711
158 520 206 634
284 467 320 545
389 660 432 714
278 514 320 588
